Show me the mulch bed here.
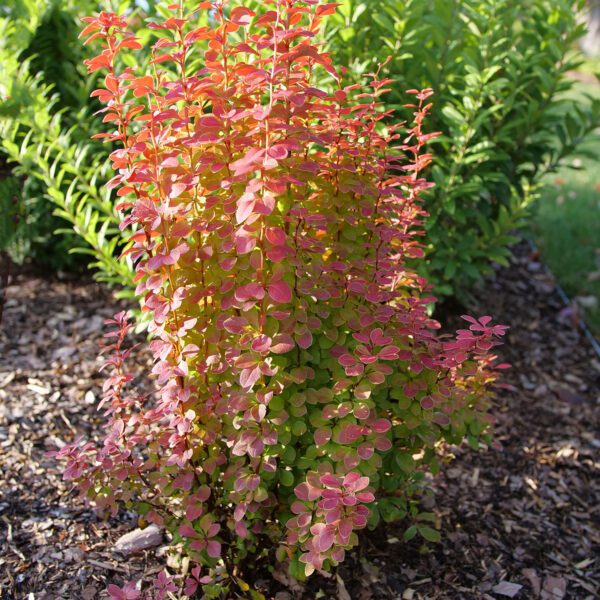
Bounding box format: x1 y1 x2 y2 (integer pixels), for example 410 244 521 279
0 242 598 599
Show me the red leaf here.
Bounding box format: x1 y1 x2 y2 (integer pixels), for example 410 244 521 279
268 280 292 304
230 6 255 25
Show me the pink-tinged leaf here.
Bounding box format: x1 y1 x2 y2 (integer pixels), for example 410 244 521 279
314 427 332 447
357 442 374 459
353 514 368 528
345 363 364 377
223 316 247 333
235 520 249 539
230 6 255 25
171 221 192 237
370 328 392 346
320 474 341 488
338 353 356 367
271 333 295 354
339 423 364 444
265 226 287 246
368 371 385 385
252 334 272 352
186 504 203 521
235 353 257 369
190 540 206 552
378 345 399 360
179 524 196 538
266 246 289 262
294 482 321 502
352 331 370 343
404 383 418 397
310 522 326 536
337 402 352 419
356 491 375 503
342 472 360 486
107 582 141 600
235 282 265 302
219 257 237 271
161 156 179 168
239 366 261 389
370 418 391 433
432 413 451 426
268 280 292 304
234 231 256 254
169 182 187 199
184 578 199 597
420 396 434 410
255 191 275 215
267 144 289 160
236 192 256 224
296 330 313 349
316 528 334 552
230 147 264 176
206 540 221 558
373 436 392 451
345 473 369 492
354 383 371 400
338 518 353 539
353 403 370 420
173 471 194 491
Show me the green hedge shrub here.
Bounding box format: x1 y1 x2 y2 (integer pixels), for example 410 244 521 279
324 0 600 299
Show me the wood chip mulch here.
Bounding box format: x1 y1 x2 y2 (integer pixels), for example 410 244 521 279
0 242 598 600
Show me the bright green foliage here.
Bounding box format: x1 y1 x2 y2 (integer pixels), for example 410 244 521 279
324 0 600 299
19 3 88 111
0 1 149 284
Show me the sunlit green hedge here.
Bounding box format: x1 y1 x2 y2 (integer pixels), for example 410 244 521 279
324 0 600 300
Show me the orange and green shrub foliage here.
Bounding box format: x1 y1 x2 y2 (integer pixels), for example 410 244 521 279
54 1 507 595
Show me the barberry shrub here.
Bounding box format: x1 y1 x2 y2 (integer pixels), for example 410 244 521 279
56 0 507 594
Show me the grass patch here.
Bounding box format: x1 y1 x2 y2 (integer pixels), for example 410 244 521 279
532 81 600 334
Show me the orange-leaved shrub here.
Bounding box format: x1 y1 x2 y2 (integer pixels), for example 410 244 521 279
54 0 507 595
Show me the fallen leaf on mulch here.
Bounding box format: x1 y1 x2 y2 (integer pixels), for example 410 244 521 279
522 568 542 596
113 526 163 556
541 575 567 599
492 581 523 597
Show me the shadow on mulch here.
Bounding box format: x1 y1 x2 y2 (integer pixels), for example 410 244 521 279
0 242 598 599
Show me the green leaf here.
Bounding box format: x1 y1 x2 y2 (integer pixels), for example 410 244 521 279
418 526 441 543
403 525 418 542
